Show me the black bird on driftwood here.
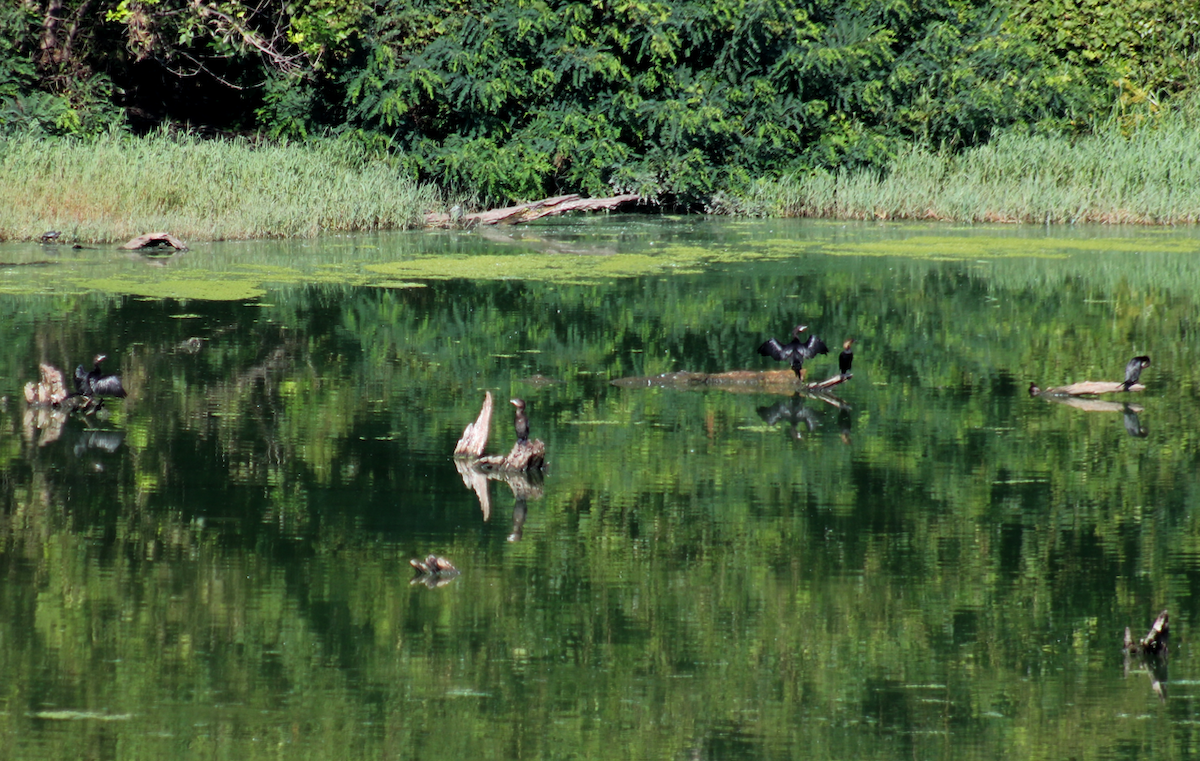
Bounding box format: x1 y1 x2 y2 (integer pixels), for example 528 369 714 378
838 338 855 377
1122 355 1151 391
74 354 127 398
758 325 829 381
511 398 530 443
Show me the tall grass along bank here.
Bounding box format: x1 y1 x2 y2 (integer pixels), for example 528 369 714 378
0 132 440 243
730 112 1200 225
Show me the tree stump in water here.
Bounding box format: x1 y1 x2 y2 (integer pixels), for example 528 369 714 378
454 391 545 471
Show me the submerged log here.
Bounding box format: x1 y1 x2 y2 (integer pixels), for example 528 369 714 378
120 232 188 251
612 369 852 399
1030 380 1144 396
426 193 640 228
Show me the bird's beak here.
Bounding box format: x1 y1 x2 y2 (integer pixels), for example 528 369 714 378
510 399 520 407
794 325 808 334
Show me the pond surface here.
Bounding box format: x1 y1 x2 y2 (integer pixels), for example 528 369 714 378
1 217 1199 760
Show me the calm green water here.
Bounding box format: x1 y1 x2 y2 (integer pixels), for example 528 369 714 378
1 217 1199 760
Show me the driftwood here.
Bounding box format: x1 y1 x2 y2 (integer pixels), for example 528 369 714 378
120 232 188 251
1030 381 1144 396
426 193 640 228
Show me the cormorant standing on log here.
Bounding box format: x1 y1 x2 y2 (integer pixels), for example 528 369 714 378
758 325 829 381
838 338 855 377
74 354 127 398
1122 355 1151 391
511 398 530 443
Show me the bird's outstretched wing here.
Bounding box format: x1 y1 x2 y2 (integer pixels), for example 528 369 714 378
758 338 791 361
799 337 829 359
91 376 127 398
74 365 90 394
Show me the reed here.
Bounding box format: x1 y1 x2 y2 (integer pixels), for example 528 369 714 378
738 104 1200 225
0 130 441 243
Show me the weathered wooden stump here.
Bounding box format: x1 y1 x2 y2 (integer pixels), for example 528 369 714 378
454 391 545 471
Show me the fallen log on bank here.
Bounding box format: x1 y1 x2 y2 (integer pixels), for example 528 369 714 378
426 193 641 228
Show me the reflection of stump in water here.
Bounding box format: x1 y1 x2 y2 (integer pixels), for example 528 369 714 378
454 392 546 531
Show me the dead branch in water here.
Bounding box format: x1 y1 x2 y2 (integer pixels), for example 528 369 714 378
426 194 640 228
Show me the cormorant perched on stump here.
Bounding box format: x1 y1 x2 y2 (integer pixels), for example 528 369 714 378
1122 355 1150 391
74 354 127 398
511 398 530 443
758 325 829 381
838 338 855 377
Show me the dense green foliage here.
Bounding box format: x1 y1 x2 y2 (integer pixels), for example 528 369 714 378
2 0 1198 209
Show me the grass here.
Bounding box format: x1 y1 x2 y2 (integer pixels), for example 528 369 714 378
6 101 1200 243
0 130 441 243
728 103 1200 225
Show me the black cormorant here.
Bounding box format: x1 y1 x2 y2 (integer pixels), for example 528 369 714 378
758 325 829 380
1122 355 1151 391
74 354 127 398
838 338 855 377
511 398 530 442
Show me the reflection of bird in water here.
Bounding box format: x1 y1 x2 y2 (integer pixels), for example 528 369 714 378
758 395 821 439
74 354 127 398
511 398 530 443
73 430 125 456
1122 355 1151 391
838 338 855 377
1122 405 1148 438
838 407 852 444
508 498 528 543
758 325 829 381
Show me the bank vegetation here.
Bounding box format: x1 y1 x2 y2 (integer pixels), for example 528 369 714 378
1 0 1199 240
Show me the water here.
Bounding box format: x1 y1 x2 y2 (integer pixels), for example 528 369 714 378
1 217 1199 759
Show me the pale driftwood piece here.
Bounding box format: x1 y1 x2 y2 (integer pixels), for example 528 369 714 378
426 193 640 228
454 391 494 457
1032 381 1144 396
120 232 188 251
